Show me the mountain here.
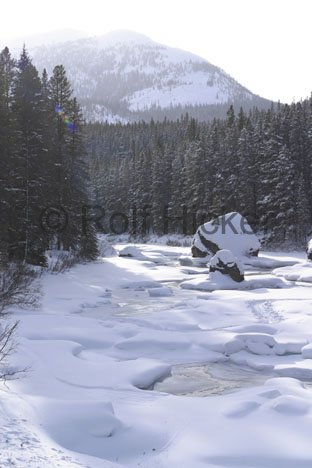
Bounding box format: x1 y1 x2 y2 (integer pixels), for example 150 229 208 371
27 30 272 122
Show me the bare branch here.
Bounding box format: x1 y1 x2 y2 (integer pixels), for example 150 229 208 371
0 264 38 383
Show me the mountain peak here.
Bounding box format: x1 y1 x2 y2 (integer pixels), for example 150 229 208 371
96 29 154 47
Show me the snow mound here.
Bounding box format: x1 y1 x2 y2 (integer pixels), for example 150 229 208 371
180 273 289 291
244 256 299 269
302 343 312 359
235 332 276 355
275 360 312 380
192 212 261 259
118 245 148 259
271 395 309 415
273 262 312 283
223 400 260 418
224 332 305 357
41 400 124 458
118 245 167 264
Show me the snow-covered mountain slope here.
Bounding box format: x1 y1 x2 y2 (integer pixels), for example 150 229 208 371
27 30 272 122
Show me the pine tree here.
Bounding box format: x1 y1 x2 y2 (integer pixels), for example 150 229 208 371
0 47 16 263
11 47 47 265
49 66 98 258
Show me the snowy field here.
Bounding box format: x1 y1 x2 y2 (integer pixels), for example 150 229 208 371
3 244 312 467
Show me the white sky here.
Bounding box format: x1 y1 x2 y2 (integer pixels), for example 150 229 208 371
1 0 311 103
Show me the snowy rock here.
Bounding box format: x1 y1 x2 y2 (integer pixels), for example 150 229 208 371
209 249 244 283
307 239 312 261
118 245 147 259
191 212 260 259
236 332 277 348
235 332 277 356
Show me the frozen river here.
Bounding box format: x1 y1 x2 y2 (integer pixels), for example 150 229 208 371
3 243 312 468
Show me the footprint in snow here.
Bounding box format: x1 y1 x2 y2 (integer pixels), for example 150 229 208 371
248 300 283 324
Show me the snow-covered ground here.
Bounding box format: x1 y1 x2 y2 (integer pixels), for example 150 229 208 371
3 244 312 467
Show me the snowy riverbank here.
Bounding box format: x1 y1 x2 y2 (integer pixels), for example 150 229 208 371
2 244 312 467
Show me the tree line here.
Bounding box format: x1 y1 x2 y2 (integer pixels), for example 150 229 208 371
0 46 97 268
87 100 312 244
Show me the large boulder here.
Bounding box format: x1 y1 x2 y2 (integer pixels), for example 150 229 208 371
192 212 260 259
307 239 312 261
209 249 244 283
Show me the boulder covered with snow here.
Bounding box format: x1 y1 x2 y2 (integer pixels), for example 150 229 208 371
209 249 244 283
307 239 312 261
191 212 260 259
118 245 147 259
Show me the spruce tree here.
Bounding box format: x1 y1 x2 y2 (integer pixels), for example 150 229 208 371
11 47 47 265
0 47 16 264
49 66 98 258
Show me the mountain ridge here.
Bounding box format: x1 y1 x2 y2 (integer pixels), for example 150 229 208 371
18 29 273 122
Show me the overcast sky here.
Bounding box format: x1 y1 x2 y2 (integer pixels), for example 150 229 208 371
1 0 311 103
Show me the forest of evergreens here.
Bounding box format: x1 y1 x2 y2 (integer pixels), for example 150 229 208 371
87 100 312 244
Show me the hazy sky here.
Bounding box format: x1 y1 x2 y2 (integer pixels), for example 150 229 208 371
1 0 311 103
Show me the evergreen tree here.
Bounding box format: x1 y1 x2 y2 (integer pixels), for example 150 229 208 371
0 47 16 263
49 66 98 258
11 47 47 264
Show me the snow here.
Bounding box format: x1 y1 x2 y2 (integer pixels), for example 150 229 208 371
273 261 312 283
128 72 230 110
302 343 312 359
4 244 312 467
118 245 148 259
180 272 289 291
